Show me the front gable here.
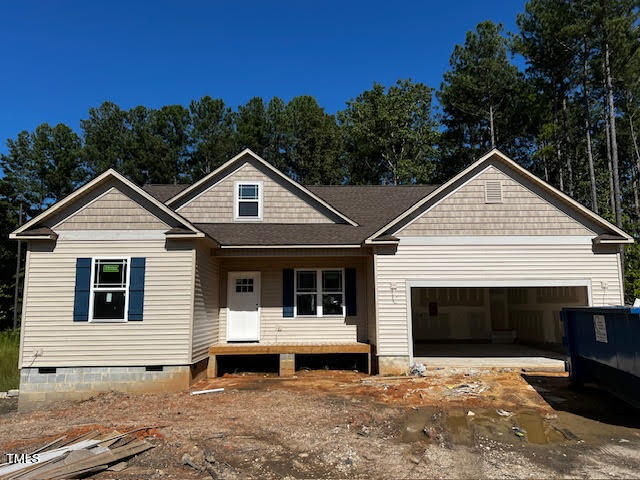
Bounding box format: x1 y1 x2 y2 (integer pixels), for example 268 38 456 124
368 150 632 243
11 169 203 240
397 165 595 237
55 187 170 231
176 161 335 223
171 150 356 225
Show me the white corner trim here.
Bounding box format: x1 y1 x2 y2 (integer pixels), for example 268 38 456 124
398 235 596 246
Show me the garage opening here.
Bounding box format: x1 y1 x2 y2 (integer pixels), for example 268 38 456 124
410 286 589 369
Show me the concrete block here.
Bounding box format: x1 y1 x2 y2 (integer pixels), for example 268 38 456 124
378 356 410 376
65 374 82 384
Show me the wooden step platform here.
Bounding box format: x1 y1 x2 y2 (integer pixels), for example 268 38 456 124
207 342 371 377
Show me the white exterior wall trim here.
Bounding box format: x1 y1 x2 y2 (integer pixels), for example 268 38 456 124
17 248 31 368
404 278 593 365
188 248 196 362
400 236 595 245
219 244 362 249
57 230 168 241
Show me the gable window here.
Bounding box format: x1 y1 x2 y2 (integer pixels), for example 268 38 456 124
89 258 129 322
234 181 262 220
295 269 344 317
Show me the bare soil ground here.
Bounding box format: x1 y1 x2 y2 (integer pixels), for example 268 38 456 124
1 369 640 479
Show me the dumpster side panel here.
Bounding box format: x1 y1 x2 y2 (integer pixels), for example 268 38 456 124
562 307 640 408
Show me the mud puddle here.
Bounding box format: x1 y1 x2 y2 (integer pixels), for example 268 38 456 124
402 407 565 446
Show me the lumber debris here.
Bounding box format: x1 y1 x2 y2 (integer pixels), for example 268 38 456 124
0 427 156 479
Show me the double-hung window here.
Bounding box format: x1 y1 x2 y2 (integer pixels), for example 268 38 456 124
90 258 129 322
235 181 262 220
295 269 344 317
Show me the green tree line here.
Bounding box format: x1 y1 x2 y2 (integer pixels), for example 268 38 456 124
2 0 639 328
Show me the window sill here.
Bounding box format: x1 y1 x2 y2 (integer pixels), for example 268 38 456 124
88 319 128 323
294 315 346 319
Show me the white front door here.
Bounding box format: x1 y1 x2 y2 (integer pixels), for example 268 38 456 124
227 271 260 341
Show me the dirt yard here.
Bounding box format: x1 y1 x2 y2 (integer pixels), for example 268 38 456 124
1 369 639 479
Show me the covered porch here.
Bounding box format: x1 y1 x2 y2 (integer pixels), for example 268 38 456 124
196 246 377 376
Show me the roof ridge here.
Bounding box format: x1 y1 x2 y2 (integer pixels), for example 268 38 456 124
306 184 440 187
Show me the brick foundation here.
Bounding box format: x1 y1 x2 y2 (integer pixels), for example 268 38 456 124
18 366 191 411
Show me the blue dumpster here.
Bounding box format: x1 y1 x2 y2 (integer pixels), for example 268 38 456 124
561 307 640 408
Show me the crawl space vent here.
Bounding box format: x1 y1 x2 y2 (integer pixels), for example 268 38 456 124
485 180 503 203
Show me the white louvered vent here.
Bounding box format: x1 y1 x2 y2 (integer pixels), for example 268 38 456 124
484 180 503 203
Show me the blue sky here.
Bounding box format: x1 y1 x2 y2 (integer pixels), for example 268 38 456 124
0 1 525 154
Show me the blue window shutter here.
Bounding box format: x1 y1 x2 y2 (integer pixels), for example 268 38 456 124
283 268 294 317
73 258 91 322
345 268 357 317
128 257 146 321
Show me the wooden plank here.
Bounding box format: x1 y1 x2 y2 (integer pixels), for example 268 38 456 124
209 343 371 355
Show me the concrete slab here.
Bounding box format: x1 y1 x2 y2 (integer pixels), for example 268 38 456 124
413 344 566 371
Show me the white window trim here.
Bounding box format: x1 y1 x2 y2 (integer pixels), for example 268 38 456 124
88 256 131 323
234 180 263 221
294 268 345 318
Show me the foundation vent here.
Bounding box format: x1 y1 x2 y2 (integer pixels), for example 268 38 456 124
485 180 503 203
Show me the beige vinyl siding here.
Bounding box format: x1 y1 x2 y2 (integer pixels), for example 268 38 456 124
217 257 368 343
397 166 594 236
21 238 195 367
375 242 623 356
56 188 169 231
192 242 219 362
178 162 333 223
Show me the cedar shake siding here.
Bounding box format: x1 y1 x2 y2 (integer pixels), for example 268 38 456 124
177 162 334 223
55 188 170 231
397 166 595 237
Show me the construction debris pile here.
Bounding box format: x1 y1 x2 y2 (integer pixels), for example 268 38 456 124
0 428 155 479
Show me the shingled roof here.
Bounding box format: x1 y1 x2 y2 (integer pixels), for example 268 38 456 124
142 184 190 202
142 183 439 246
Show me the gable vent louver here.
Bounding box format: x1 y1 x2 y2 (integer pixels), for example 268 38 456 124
485 180 503 203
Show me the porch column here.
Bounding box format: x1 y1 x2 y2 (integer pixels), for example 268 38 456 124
206 354 217 378
279 353 295 376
